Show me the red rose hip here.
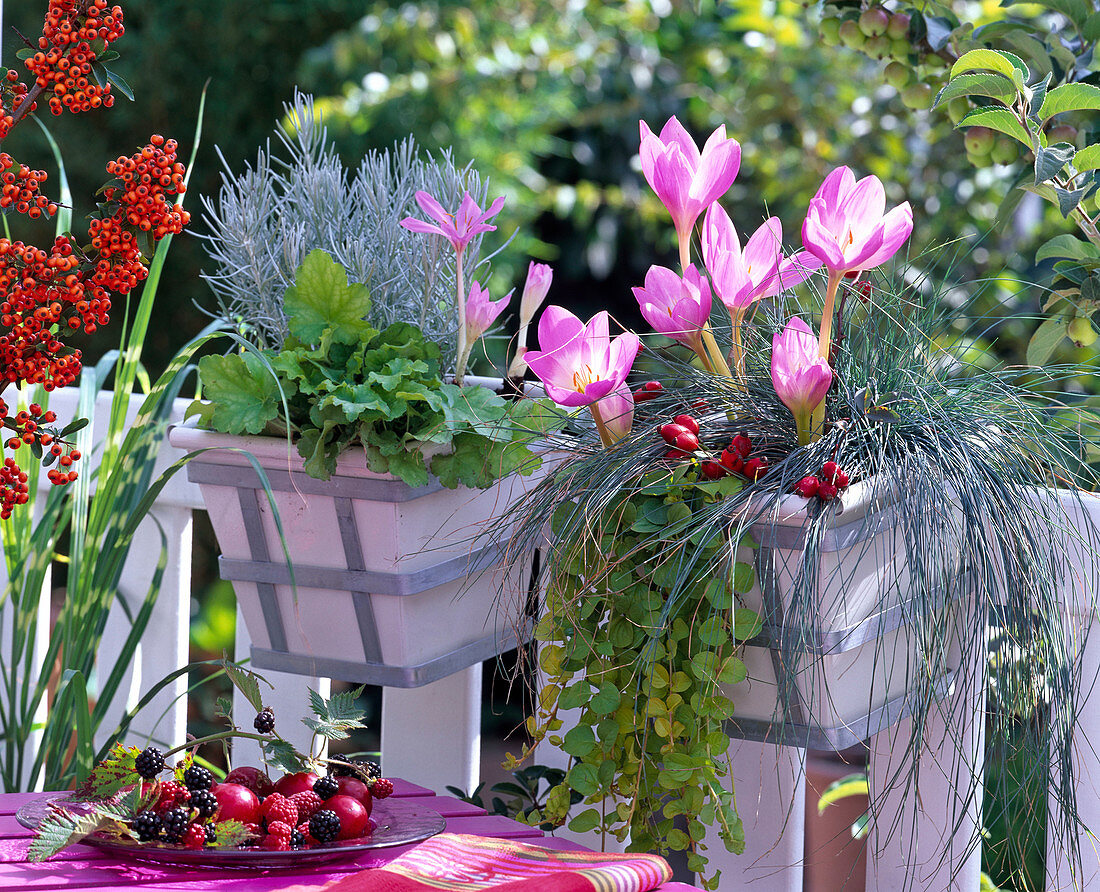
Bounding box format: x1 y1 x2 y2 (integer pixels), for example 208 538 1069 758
272 771 320 799
211 783 261 825
326 794 371 840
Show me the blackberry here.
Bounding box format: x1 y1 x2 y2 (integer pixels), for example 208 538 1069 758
290 829 305 848
332 758 380 780
191 789 218 818
182 764 213 792
308 809 341 843
205 823 217 845
132 811 162 842
362 760 381 780
312 775 339 800
161 807 189 843
134 747 165 780
253 707 275 734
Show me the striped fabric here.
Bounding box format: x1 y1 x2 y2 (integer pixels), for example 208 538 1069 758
305 833 673 891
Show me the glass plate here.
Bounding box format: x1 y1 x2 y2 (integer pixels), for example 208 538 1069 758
17 794 445 869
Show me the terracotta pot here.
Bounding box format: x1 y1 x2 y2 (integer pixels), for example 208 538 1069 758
169 413 550 687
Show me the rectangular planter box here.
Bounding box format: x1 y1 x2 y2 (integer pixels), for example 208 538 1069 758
724 479 963 750
169 420 550 687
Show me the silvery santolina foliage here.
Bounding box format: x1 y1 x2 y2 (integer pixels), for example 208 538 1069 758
200 91 493 362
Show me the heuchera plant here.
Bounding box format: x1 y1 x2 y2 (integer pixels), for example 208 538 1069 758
0 0 191 517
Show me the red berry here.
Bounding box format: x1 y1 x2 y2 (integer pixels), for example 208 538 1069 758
181 822 207 850
272 772 319 799
672 414 699 435
289 790 323 822
743 456 768 481
224 766 275 797
836 471 850 488
731 434 752 459
794 476 820 498
211 783 260 824
260 834 290 851
660 423 688 445
326 794 371 840
260 793 298 828
266 820 293 839
370 778 394 800
700 460 726 480
818 482 839 501
633 381 663 402
719 449 743 474
154 780 190 813
821 461 839 480
672 431 699 453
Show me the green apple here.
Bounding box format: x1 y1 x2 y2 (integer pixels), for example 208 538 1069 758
865 35 891 59
964 126 995 156
990 139 1018 165
1048 124 1078 146
889 38 911 60
839 19 866 49
1069 316 1098 347
820 17 842 46
900 82 932 109
859 7 890 37
947 97 970 124
886 12 911 40
885 61 910 89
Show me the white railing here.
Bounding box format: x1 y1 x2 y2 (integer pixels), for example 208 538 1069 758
1 385 1098 891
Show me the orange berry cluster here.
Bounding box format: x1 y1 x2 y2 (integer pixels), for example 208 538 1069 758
26 0 124 117
103 135 190 237
0 71 36 139
0 457 29 518
0 153 58 219
0 402 80 513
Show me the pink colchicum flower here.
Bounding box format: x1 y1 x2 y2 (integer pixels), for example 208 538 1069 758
596 384 635 445
639 116 741 269
399 189 507 384
632 264 712 364
771 317 833 446
508 262 554 378
524 306 640 448
465 280 512 344
801 167 913 362
400 190 506 254
702 204 821 314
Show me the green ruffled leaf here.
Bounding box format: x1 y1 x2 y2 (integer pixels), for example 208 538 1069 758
197 352 282 435
284 249 375 346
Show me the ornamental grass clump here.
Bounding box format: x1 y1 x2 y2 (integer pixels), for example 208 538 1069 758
194 93 562 487
491 115 1098 886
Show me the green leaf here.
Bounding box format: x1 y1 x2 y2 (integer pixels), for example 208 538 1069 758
1026 0 1090 28
1035 143 1076 183
567 764 600 797
1027 313 1069 366
1074 145 1100 173
1036 234 1100 263
1085 11 1100 41
568 808 602 833
72 744 140 800
301 685 368 739
934 73 1016 109
732 561 754 594
1040 83 1100 120
261 738 308 776
562 724 597 758
958 107 1032 147
28 802 128 861
197 352 282 435
214 696 232 719
733 608 763 640
223 662 268 714
99 64 134 101
214 820 257 847
950 49 1029 85
284 249 375 346
589 683 620 716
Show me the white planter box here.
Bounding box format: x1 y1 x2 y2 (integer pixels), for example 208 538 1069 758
169 419 550 687
725 479 963 749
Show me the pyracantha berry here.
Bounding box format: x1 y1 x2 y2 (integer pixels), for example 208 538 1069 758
370 778 395 800
313 776 339 800
182 764 213 792
253 707 275 734
134 747 165 780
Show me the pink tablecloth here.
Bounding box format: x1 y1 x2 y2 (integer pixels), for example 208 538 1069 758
0 780 697 891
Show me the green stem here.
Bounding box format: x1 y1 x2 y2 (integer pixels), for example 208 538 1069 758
700 326 732 378
454 248 469 384
589 401 615 448
728 307 745 381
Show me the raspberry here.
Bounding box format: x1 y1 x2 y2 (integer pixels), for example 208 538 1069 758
241 822 262 840
131 811 161 841
190 789 217 818
266 821 292 839
181 822 207 850
370 778 394 800
161 807 188 843
289 790 323 820
134 747 164 780
313 776 339 800
154 781 190 813
260 834 290 851
260 793 298 828
253 707 275 734
182 765 213 792
309 810 341 843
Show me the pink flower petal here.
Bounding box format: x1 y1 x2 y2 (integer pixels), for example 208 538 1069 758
658 116 702 168
859 202 913 269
